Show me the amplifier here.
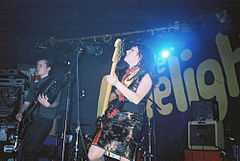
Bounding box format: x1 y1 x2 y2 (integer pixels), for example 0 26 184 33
184 150 222 161
190 100 219 121
0 123 18 153
188 120 224 150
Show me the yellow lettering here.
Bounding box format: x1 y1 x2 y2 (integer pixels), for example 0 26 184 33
146 76 173 116
181 49 199 106
168 56 188 112
216 33 240 97
184 68 199 106
197 59 228 120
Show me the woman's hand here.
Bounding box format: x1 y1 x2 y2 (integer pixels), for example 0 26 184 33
38 93 51 108
106 74 119 86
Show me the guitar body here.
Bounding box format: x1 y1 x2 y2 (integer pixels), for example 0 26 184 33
18 103 38 139
18 79 57 139
97 39 122 117
97 76 112 117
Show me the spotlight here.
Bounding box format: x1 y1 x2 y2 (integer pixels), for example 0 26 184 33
160 50 170 59
153 47 174 74
159 47 174 59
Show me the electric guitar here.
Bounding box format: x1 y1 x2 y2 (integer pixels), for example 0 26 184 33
18 73 70 139
97 39 122 117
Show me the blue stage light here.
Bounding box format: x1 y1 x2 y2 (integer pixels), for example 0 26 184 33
160 49 171 59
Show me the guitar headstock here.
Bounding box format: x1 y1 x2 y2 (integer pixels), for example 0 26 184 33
112 38 122 63
114 38 122 49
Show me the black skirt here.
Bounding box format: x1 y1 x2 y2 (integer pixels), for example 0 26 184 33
92 110 143 160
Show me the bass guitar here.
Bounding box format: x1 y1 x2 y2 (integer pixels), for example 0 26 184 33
97 38 122 117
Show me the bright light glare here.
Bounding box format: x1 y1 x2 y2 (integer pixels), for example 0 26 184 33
160 50 170 59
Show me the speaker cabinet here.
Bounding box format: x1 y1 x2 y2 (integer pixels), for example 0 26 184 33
190 100 219 121
184 150 222 161
188 120 224 150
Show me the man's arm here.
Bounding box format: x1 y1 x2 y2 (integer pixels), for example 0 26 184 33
19 101 31 113
16 101 31 122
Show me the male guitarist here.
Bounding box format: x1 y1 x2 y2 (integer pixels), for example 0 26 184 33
16 58 62 161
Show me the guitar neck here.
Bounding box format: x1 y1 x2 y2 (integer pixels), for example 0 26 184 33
110 62 118 75
97 38 122 117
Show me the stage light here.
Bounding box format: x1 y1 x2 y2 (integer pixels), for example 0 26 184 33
153 47 174 74
160 49 171 59
158 47 174 59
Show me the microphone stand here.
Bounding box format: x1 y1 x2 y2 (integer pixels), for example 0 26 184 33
144 115 154 161
143 111 153 161
61 78 71 161
73 49 87 161
144 89 160 161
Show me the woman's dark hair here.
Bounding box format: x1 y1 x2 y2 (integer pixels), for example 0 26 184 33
118 41 157 83
131 43 158 84
134 43 155 75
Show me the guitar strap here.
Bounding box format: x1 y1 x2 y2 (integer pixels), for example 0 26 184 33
105 67 145 115
32 77 53 101
117 66 145 102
